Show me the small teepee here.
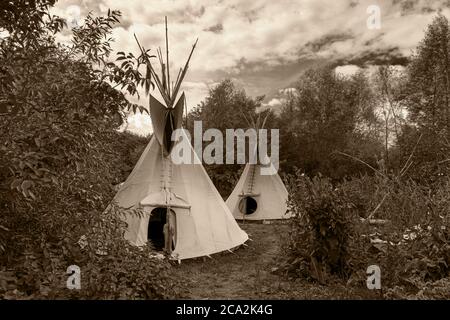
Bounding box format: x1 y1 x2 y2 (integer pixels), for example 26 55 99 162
226 113 290 221
112 18 248 260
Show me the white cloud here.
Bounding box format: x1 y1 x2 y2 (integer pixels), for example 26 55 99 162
124 112 153 136
179 81 211 109
0 30 10 40
265 98 285 108
278 88 297 95
335 65 360 76
54 0 449 76
52 0 449 127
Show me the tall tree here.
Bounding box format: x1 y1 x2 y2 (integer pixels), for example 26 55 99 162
279 66 382 179
372 65 407 165
405 15 450 134
187 79 262 132
187 79 269 196
399 15 450 181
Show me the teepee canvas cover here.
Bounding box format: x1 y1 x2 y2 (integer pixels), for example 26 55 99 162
112 21 248 260
114 124 248 260
226 162 290 221
226 114 290 221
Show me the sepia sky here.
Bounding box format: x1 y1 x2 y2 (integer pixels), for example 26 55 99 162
52 0 450 134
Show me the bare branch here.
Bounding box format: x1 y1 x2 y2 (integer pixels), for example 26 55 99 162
334 151 387 178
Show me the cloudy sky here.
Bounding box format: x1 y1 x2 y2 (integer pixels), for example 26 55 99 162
52 0 449 134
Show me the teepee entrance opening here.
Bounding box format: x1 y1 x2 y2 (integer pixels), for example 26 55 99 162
147 207 177 252
239 196 258 215
148 208 167 250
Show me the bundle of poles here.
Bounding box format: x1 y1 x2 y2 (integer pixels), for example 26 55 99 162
133 16 198 109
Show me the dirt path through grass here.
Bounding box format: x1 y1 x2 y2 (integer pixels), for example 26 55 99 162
173 222 295 299
173 222 376 299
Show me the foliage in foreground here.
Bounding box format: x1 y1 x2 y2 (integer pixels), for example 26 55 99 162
282 171 449 299
1 205 179 299
0 2 176 299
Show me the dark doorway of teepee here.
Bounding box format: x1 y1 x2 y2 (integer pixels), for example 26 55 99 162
239 196 258 215
148 207 167 250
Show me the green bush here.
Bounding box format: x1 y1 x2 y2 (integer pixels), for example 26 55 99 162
0 3 179 299
283 170 449 299
0 204 180 299
283 172 360 283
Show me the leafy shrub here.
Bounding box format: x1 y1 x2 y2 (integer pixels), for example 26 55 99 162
385 277 450 300
283 170 449 299
283 172 360 283
205 165 241 198
0 204 180 299
0 3 180 299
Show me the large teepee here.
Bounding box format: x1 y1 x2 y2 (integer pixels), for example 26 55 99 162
112 19 248 260
226 114 290 221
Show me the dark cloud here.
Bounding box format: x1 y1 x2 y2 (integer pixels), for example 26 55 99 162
204 23 223 33
51 0 450 122
304 33 354 53
337 47 409 66
394 0 450 15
